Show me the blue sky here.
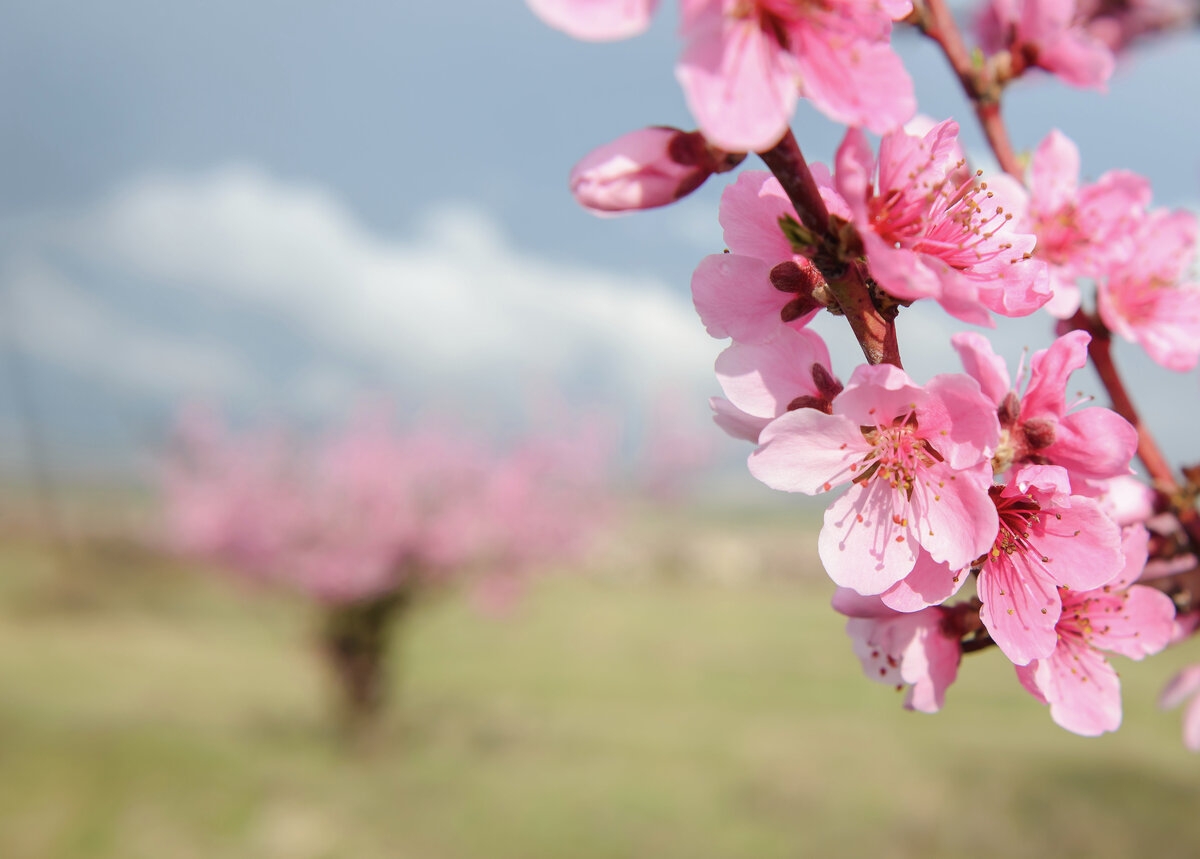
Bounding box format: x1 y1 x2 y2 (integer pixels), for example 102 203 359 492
0 1 1197 482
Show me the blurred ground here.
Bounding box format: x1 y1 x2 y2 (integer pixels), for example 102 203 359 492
2 511 1200 859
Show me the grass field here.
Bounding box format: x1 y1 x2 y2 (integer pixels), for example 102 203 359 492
2 521 1200 858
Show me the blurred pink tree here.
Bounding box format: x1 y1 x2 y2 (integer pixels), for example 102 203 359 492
162 404 615 733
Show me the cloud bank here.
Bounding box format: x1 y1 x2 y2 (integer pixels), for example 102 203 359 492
5 166 718 426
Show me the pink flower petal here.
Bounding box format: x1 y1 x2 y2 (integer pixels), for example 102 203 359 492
833 128 875 224
676 11 797 152
709 396 769 443
792 25 915 134
1035 495 1125 591
1017 637 1123 735
979 555 1061 665
526 0 658 41
1079 584 1175 660
1183 694 1200 751
1020 329 1091 421
1161 665 1200 711
1047 408 1137 485
832 587 893 619
950 331 1012 406
919 373 1002 470
909 463 999 570
715 328 833 418
691 253 787 342
880 550 965 612
1031 129 1081 214
832 362 927 427
819 479 919 594
719 170 800 262
748 408 869 495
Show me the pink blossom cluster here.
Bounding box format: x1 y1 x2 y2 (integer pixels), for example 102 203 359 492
1017 129 1200 370
685 126 1180 732
978 0 1199 81
713 295 1174 734
163 406 613 609
531 0 1200 746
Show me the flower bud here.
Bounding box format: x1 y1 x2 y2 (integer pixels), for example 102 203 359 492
569 127 743 215
998 391 1021 428
810 362 844 402
1022 416 1057 450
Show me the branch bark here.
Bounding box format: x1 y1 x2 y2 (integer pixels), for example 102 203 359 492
913 0 1023 179
758 131 903 368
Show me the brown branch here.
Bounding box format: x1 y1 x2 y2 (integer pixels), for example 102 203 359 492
974 100 1023 179
912 0 1023 179
757 131 903 368
757 129 833 232
1066 311 1200 552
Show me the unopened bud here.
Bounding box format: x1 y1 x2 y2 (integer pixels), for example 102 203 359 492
810 363 844 401
769 259 824 294
997 391 1021 428
780 294 820 323
570 127 744 215
787 395 832 415
1022 417 1057 450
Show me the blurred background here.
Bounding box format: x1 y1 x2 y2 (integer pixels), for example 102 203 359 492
2 2 1200 857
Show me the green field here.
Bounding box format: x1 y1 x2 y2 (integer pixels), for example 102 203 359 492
2 527 1200 858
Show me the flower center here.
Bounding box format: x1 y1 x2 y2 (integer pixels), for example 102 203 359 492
870 165 1027 273
729 0 827 47
988 486 1041 558
1032 205 1086 266
856 419 942 496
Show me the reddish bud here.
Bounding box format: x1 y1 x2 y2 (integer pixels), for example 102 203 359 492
769 259 824 294
811 363 844 401
998 391 1021 428
786 395 832 415
1022 417 1057 450
780 294 820 322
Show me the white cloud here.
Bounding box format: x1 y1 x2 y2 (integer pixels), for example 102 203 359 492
8 166 719 427
1 258 254 400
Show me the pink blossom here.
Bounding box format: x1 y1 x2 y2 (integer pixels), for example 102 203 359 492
1096 208 1200 372
164 408 308 585
749 363 1000 596
529 0 914 152
163 407 613 606
978 0 1116 90
1094 475 1157 527
676 0 916 151
526 0 659 41
1017 575 1175 736
569 127 743 215
711 326 839 443
692 169 845 343
834 119 1050 326
833 588 961 713
1076 0 1198 51
976 464 1125 665
1021 129 1151 318
1170 609 1200 643
1161 664 1200 751
951 329 1137 492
